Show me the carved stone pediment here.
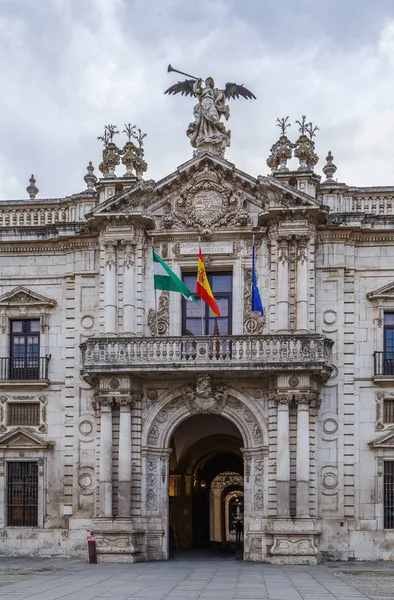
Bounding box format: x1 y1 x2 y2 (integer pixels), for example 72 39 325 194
369 432 394 448
0 286 56 308
367 282 394 300
0 427 54 450
163 163 251 234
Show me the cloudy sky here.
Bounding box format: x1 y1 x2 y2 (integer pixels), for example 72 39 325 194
1 0 394 199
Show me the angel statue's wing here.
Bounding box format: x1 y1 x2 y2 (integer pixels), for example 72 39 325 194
225 83 256 100
164 79 196 97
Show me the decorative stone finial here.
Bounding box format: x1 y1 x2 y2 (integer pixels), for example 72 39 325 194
26 174 39 199
98 124 121 177
266 117 294 173
84 161 97 191
120 124 148 179
293 115 319 171
322 151 337 183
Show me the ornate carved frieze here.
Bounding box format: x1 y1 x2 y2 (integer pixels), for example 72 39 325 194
148 291 169 336
243 268 265 334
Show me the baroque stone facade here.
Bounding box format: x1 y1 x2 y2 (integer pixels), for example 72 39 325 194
0 127 394 564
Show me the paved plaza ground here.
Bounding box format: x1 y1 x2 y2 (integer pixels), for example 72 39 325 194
0 555 394 600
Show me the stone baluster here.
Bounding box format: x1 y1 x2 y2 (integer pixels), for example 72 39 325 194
122 241 136 335
116 395 133 516
97 397 113 517
103 240 118 335
276 396 290 517
296 395 311 518
276 238 290 332
296 236 309 332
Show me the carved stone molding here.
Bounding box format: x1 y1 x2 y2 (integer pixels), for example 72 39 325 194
277 238 290 264
115 396 134 408
296 236 309 264
94 396 113 408
183 374 229 414
161 164 251 235
121 240 135 269
148 291 169 336
102 240 118 270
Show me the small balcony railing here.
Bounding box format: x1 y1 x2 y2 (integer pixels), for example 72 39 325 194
374 352 394 377
81 334 333 378
0 357 50 381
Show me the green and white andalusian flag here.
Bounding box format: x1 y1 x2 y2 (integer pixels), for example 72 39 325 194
153 250 197 301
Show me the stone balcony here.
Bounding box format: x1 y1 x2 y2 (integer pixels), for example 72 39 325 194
81 334 333 380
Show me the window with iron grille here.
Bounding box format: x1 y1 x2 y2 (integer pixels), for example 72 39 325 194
7 462 38 527
384 461 394 529
7 403 40 427
383 399 394 424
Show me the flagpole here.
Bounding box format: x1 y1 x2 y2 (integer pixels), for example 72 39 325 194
152 237 158 337
199 237 204 336
252 235 255 335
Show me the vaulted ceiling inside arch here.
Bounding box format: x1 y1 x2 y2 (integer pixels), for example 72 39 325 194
170 414 243 479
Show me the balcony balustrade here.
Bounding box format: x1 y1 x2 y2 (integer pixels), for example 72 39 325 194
81 334 333 379
374 351 394 378
0 357 50 382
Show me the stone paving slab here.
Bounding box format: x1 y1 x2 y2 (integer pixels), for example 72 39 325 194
0 558 393 599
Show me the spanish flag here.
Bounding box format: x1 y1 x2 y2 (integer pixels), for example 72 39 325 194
196 248 221 317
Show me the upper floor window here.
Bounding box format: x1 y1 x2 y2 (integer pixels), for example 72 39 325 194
182 272 232 336
10 320 40 379
384 313 394 358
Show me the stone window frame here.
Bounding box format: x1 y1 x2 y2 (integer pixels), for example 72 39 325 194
0 428 54 529
0 394 48 434
366 283 394 352
0 286 57 362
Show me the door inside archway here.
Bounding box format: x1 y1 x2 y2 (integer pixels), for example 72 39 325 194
168 414 243 555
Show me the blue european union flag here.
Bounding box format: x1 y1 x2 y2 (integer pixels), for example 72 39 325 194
252 244 265 316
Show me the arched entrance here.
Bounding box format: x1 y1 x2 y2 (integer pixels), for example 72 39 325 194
168 414 243 554
141 378 269 561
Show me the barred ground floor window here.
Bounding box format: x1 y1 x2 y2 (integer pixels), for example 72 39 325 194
384 461 394 529
7 461 38 526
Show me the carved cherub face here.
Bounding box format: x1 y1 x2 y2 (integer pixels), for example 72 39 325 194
206 77 214 88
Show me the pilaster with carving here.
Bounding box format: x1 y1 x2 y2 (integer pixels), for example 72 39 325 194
102 239 118 335
276 237 290 332
121 240 136 335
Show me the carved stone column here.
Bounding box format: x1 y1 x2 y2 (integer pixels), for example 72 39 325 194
103 240 118 335
296 236 309 332
116 395 133 516
276 238 290 332
296 394 311 518
276 396 290 517
122 241 136 335
98 397 113 517
212 487 222 542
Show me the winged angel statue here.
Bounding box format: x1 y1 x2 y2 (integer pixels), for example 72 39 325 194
165 65 256 157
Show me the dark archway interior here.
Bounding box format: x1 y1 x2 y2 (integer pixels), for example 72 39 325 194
168 414 243 552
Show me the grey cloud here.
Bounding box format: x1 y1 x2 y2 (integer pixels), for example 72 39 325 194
1 0 394 199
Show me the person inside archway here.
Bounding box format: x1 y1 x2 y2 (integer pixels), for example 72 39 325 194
235 519 243 544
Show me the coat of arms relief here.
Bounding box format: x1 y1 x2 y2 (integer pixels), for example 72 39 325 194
162 164 251 234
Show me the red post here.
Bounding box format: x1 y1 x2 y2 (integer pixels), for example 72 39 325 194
87 535 97 564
